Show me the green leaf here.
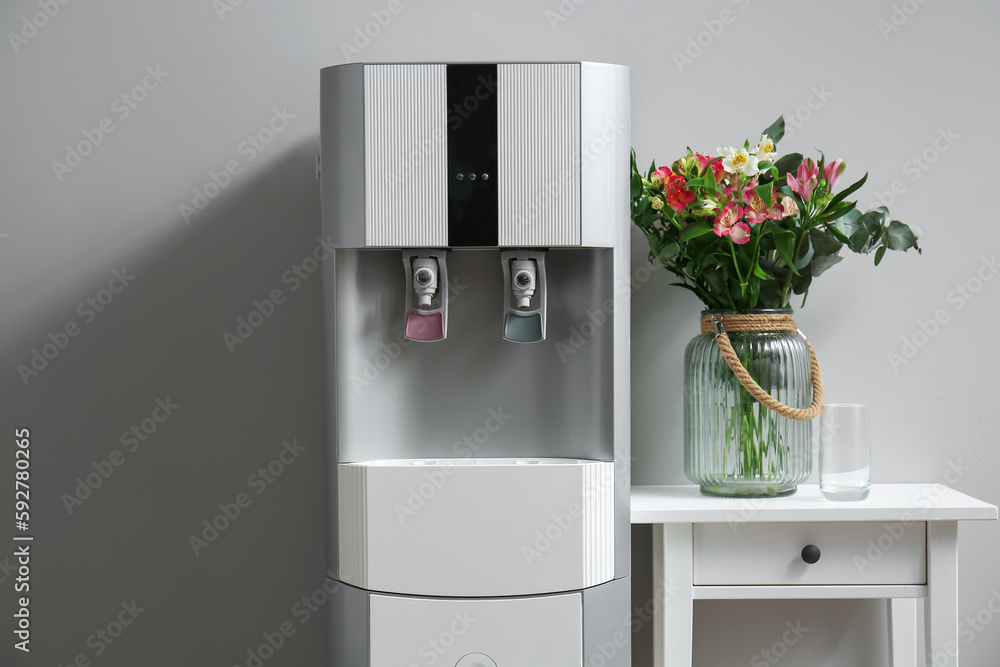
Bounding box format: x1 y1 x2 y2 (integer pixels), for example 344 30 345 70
772 229 798 274
832 207 861 239
772 153 803 179
791 264 812 295
795 234 814 271
679 221 714 242
761 116 785 145
818 200 857 225
659 242 679 260
826 172 868 209
647 233 661 256
809 228 843 255
630 169 642 199
811 253 843 277
754 183 773 207
884 219 918 251
752 261 774 280
849 209 885 253
874 246 887 266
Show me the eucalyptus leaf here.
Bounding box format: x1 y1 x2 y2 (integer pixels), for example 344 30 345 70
874 246 887 266
811 253 843 277
791 265 813 295
809 228 843 256
884 220 917 251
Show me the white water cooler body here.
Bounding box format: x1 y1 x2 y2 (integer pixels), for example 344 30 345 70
321 62 631 667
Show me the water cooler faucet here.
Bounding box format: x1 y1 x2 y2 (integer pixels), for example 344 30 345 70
403 250 448 341
502 250 546 343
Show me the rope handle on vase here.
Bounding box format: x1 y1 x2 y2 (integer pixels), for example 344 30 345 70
705 313 824 421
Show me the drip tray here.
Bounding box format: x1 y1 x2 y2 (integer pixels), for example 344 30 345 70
338 458 615 597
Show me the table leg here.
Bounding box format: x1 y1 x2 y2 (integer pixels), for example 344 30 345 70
925 521 959 667
888 597 918 667
653 522 693 667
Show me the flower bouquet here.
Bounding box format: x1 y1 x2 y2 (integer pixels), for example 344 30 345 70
631 117 921 496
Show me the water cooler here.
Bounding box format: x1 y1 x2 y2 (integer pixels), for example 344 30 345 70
321 61 631 667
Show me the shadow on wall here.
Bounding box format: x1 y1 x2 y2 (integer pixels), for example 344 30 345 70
1 140 333 666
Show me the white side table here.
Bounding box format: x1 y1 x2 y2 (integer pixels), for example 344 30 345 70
631 484 997 667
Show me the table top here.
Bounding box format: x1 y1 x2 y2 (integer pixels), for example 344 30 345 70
631 484 998 524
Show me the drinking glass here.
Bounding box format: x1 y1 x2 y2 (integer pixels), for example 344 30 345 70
819 404 871 501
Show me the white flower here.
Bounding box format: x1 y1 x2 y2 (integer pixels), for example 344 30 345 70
755 134 777 162
718 146 760 176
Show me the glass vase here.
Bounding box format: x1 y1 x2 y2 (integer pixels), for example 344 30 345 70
684 309 812 497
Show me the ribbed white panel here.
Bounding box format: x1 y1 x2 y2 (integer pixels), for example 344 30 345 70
364 64 448 247
337 465 367 587
498 63 581 246
583 462 615 587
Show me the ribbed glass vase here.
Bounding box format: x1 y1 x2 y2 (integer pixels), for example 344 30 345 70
684 309 812 497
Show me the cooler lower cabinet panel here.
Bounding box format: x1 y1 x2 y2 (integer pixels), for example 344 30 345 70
330 577 632 667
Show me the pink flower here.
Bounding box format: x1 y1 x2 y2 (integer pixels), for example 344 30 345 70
650 166 672 187
823 159 845 189
719 173 739 198
694 153 726 183
729 222 752 245
742 185 783 224
713 203 745 238
786 159 819 200
780 196 798 217
655 166 696 212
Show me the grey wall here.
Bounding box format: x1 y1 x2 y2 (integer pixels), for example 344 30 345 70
0 1 997 666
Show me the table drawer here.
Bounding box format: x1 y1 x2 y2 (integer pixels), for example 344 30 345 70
693 521 926 586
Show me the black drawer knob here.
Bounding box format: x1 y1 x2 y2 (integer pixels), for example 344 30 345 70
801 544 821 564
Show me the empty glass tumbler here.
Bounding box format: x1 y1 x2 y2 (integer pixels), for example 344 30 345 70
818 404 871 501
